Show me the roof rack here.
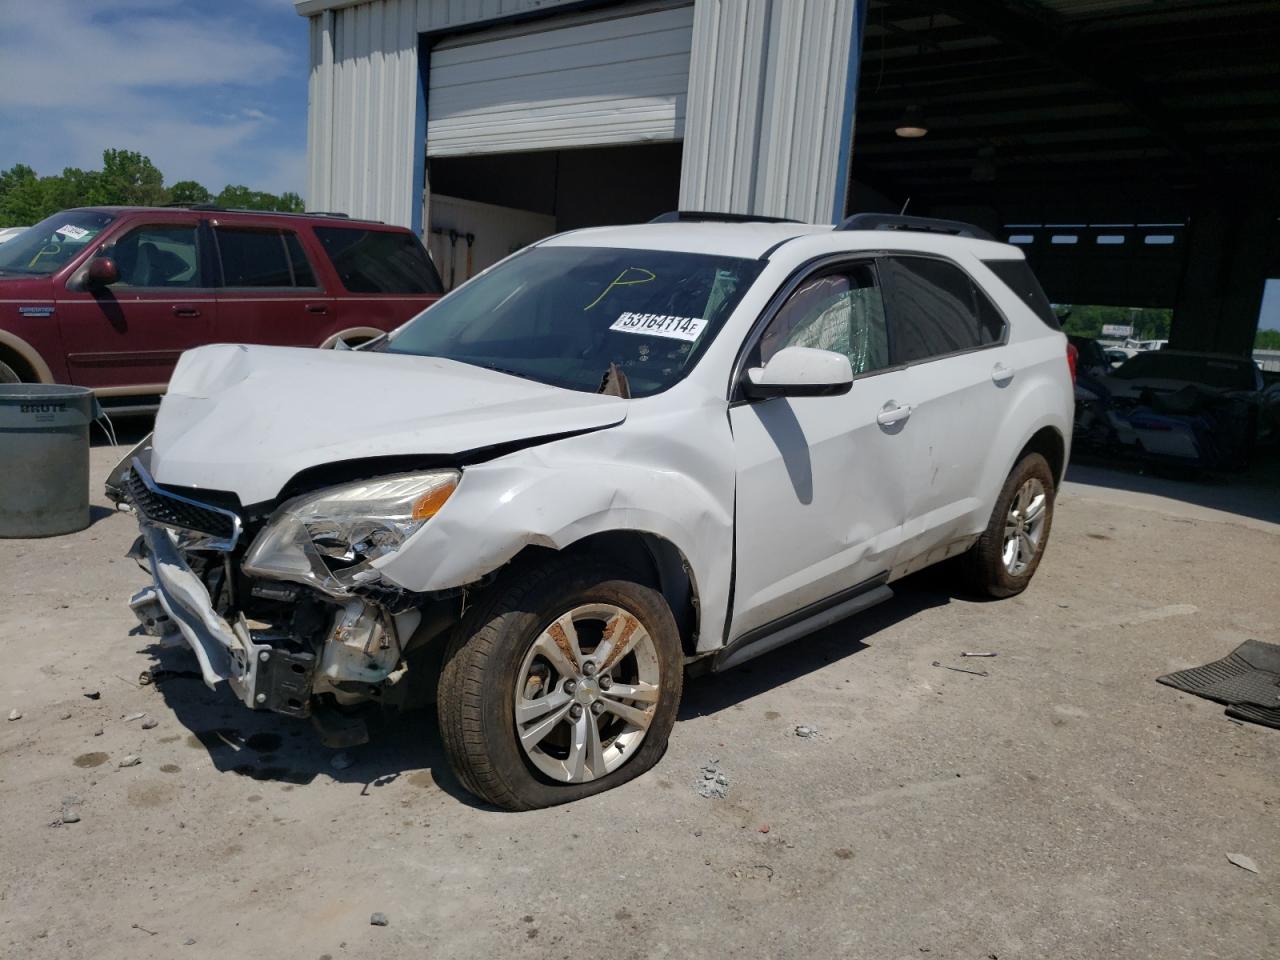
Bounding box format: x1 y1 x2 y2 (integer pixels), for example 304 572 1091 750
162 203 367 222
649 210 802 225
837 213 994 242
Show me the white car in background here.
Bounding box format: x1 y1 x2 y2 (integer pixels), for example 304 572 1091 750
113 212 1074 809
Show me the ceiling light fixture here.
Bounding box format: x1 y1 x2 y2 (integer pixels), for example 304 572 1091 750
895 104 928 139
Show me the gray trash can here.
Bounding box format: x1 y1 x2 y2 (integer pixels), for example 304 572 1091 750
0 383 100 538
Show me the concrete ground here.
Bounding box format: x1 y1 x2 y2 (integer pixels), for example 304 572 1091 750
1 435 1277 960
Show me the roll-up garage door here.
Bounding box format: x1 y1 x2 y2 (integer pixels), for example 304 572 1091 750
426 1 694 157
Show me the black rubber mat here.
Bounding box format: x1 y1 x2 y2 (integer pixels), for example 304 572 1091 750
1158 640 1280 730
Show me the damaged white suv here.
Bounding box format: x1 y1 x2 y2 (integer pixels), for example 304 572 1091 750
111 212 1074 810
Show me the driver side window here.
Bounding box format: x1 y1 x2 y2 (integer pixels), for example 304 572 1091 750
109 225 200 288
757 261 889 376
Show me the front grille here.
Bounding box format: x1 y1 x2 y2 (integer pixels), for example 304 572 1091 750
125 461 241 550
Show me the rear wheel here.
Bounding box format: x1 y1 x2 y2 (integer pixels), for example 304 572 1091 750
437 556 683 810
961 453 1056 598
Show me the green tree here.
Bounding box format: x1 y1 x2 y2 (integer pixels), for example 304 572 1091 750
99 148 167 206
1257 328 1280 350
1056 304 1172 341
169 180 213 205
0 152 302 226
0 164 42 225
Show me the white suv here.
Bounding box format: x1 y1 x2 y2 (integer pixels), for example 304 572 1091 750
113 212 1074 810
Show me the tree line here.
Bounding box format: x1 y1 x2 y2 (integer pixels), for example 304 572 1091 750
0 149 302 227
1056 303 1280 350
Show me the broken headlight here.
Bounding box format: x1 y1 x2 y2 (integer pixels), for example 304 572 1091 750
242 471 459 595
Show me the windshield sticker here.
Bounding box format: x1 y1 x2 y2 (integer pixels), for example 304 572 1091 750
583 267 656 311
54 224 90 241
609 312 707 342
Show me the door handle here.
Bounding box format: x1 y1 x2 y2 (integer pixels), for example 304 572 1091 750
171 305 201 318
305 303 328 315
991 362 1015 385
876 401 913 427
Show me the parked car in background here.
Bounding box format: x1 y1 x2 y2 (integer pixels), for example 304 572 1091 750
0 207 443 403
0 226 28 245
113 212 1074 809
1075 350 1266 470
1067 335 1109 379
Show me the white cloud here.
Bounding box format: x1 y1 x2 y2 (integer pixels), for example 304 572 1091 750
0 1 291 108
0 0 308 196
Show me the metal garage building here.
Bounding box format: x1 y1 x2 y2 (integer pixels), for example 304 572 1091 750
296 0 1278 352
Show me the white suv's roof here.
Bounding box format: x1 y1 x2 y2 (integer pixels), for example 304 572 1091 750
542 221 832 259
541 219 1023 261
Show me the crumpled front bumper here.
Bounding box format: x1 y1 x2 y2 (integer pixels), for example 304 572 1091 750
129 524 289 711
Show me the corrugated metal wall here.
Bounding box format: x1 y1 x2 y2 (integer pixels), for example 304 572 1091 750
304 0 863 228
679 0 861 223
306 0 420 227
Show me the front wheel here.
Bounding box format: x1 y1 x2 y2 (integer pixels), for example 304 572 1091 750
437 556 683 810
961 452 1056 598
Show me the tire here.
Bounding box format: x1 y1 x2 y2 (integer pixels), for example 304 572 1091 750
0 360 20 384
437 555 683 810
961 452 1056 599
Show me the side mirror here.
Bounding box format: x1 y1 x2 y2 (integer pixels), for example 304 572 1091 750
86 256 119 287
742 346 854 399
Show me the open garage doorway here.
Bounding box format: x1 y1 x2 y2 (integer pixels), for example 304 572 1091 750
426 142 682 290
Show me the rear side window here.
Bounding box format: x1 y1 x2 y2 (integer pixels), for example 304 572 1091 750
983 258 1060 329
215 227 317 288
314 227 443 294
880 256 1006 364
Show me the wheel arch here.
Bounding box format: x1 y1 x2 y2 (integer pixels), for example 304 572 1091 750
1015 425 1067 488
504 530 701 658
0 330 54 383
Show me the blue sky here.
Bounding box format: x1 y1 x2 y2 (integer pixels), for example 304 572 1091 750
0 0 309 197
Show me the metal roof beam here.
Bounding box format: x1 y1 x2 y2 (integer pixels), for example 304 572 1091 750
886 0 1206 170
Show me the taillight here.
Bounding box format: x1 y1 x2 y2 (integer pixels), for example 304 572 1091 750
1066 341 1078 385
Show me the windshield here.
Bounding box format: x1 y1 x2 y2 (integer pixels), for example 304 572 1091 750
1113 352 1258 391
383 245 764 396
0 210 115 276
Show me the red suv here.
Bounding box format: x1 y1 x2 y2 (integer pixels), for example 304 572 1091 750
0 207 443 407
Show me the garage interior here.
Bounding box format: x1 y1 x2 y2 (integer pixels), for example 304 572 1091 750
847 0 1280 355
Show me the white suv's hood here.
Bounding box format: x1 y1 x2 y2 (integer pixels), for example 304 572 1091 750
150 344 627 504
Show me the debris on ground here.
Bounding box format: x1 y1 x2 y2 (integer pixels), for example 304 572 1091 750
795 724 819 738
961 651 998 658
93 728 104 737
118 755 142 768
932 660 989 677
59 711 72 720
370 912 389 926
758 824 770 834
1227 853 1260 874
183 938 197 946
83 691 101 700
124 712 145 722
330 751 354 771
7 708 20 721
696 760 728 799
141 717 158 730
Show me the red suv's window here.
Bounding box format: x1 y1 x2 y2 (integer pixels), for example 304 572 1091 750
214 227 317 288
313 226 442 294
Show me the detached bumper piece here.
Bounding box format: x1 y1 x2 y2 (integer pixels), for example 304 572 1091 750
129 525 316 715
